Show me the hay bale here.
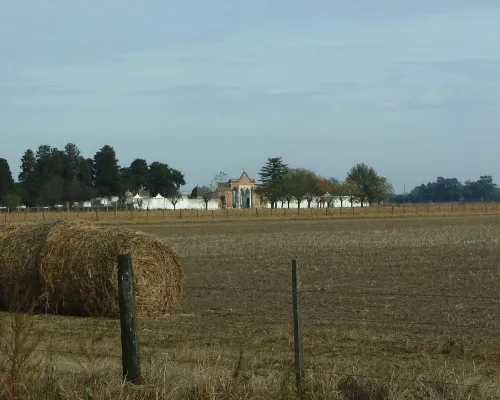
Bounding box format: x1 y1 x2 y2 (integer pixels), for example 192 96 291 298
39 220 181 317
0 220 61 311
0 222 26 239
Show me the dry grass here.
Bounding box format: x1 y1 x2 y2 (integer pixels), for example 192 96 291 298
0 220 181 317
0 222 25 238
1 202 500 226
1 215 500 399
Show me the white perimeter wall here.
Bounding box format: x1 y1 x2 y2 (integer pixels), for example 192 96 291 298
134 197 219 210
127 195 363 210
268 196 362 208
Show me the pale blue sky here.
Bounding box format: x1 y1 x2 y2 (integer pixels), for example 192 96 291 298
1 1 499 193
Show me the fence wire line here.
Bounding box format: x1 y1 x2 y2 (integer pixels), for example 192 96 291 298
28 348 500 391
32 311 500 337
1 203 499 222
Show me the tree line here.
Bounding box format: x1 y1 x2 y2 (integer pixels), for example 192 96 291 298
0 146 498 209
0 143 185 208
253 157 394 208
197 157 498 209
392 176 500 203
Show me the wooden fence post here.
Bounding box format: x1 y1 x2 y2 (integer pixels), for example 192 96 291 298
117 254 142 384
292 260 304 397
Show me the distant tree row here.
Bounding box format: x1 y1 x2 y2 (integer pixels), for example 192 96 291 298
252 157 499 208
392 176 500 203
254 157 394 208
0 143 185 208
1 147 499 209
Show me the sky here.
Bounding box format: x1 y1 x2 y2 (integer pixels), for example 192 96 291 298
1 1 499 194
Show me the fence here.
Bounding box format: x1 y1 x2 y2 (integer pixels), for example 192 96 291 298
1 202 500 224
2 256 500 397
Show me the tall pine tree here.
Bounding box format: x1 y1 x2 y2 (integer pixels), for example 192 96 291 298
92 145 122 196
18 149 38 206
0 158 15 205
258 157 289 208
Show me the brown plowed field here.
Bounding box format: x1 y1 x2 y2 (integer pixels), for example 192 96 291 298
2 215 500 398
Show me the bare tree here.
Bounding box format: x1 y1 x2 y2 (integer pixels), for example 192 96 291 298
169 191 182 210
210 171 229 208
200 186 213 210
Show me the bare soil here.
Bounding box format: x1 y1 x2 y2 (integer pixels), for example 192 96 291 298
2 215 500 398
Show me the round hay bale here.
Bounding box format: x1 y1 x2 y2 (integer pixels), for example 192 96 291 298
0 220 62 311
39 220 181 317
0 222 26 239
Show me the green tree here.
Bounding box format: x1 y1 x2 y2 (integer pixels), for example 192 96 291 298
18 149 38 206
408 177 463 203
148 162 186 196
346 163 390 206
344 180 360 206
372 177 395 204
259 157 289 208
33 145 66 204
283 168 318 208
464 175 496 202
332 181 350 207
61 143 94 202
39 176 65 206
92 145 122 196
196 186 214 210
2 192 21 209
488 188 500 202
0 158 15 206
73 157 96 200
62 143 81 184
78 158 93 187
123 158 150 191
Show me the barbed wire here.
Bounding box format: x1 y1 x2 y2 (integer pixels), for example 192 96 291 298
28 348 500 391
